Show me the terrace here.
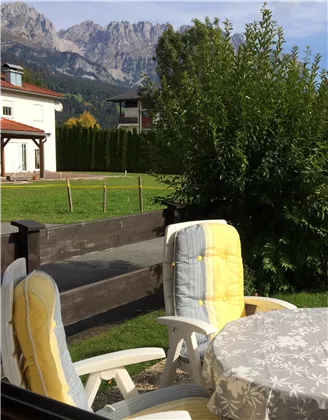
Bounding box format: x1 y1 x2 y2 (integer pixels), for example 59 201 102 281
1 202 327 419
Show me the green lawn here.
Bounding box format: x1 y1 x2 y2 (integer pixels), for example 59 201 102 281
272 292 327 308
68 292 327 389
1 173 171 224
69 310 167 390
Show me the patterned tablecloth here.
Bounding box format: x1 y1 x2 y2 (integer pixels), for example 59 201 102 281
202 308 328 420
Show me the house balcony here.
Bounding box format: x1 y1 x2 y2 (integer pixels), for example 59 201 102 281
118 116 138 125
142 116 152 129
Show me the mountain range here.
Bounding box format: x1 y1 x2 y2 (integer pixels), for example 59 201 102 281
1 1 244 86
1 2 245 127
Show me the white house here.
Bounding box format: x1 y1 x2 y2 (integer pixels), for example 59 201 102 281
0 63 64 178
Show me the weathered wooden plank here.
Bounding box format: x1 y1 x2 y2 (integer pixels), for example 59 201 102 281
1 233 18 275
61 263 163 326
40 210 165 265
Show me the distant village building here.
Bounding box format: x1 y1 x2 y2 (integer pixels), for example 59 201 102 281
107 84 157 134
1 63 64 178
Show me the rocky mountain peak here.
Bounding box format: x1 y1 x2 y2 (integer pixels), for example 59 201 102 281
231 33 245 50
58 20 104 48
1 1 59 49
1 2 245 86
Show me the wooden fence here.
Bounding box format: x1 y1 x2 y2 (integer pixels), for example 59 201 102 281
1 210 166 273
1 203 215 326
61 264 163 326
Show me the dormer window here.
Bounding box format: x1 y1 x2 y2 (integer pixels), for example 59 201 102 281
2 63 24 87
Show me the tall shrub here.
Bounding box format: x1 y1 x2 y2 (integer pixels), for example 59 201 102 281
115 129 122 172
55 126 179 174
104 129 111 171
92 129 103 171
141 4 328 292
120 129 128 171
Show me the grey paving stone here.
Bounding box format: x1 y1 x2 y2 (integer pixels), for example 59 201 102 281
41 237 164 292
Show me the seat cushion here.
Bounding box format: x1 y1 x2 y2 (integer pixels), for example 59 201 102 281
173 223 245 346
97 384 217 419
13 270 89 410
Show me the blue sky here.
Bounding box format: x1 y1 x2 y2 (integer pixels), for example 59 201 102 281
25 1 328 69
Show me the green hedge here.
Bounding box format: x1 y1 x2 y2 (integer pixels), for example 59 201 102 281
56 126 154 173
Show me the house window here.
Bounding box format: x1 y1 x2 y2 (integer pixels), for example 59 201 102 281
3 106 12 116
0 99 14 118
21 143 27 171
33 104 43 122
35 149 40 169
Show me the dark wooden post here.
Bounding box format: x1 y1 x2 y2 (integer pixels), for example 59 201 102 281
39 138 45 179
11 220 45 273
138 100 142 134
164 201 186 226
1 137 5 177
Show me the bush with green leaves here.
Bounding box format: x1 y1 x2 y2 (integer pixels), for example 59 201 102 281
141 4 328 293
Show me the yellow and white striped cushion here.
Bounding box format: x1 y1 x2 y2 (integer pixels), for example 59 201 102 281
173 223 245 346
13 271 89 410
128 396 218 419
97 384 218 419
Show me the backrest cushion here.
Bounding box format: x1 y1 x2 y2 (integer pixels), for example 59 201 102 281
173 223 245 345
163 220 227 317
13 270 89 410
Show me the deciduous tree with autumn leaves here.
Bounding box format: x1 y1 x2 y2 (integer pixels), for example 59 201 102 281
63 111 100 129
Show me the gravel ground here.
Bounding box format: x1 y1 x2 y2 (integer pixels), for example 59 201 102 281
92 360 194 411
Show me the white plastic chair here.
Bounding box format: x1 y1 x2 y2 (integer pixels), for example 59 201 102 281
158 220 297 388
1 258 217 420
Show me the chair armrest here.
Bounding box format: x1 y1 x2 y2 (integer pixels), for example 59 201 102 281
135 411 192 419
74 348 166 376
158 316 217 336
244 296 297 310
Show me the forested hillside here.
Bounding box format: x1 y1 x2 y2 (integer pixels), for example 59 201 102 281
42 71 122 128
2 54 124 128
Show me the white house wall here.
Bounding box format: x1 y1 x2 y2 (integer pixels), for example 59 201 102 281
1 91 57 172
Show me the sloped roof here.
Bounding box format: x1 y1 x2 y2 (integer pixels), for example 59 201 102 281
2 63 24 72
1 118 45 134
1 74 64 99
107 82 159 102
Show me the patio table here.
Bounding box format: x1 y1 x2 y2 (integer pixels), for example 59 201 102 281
202 308 328 420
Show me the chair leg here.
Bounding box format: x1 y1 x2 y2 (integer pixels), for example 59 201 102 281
115 367 139 399
159 333 184 389
184 333 206 388
84 373 101 408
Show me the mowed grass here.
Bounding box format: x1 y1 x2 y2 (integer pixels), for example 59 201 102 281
1 173 171 224
272 291 327 308
68 292 327 390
